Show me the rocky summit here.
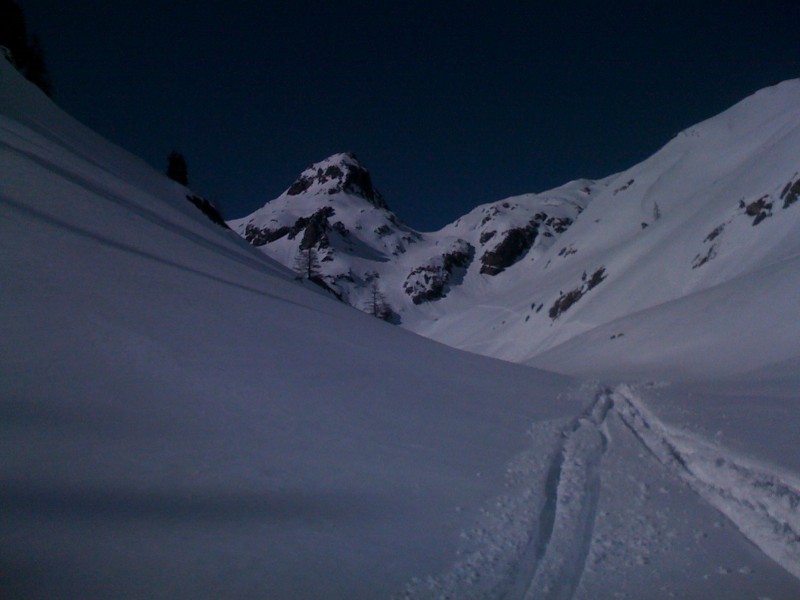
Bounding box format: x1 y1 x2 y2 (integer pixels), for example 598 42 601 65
285 152 388 209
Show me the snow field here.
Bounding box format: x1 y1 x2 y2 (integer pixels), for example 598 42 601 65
3 54 800 599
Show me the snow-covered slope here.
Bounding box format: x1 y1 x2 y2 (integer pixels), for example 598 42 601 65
3 57 800 599
228 152 424 312
0 55 585 598
421 80 800 380
230 153 596 323
233 81 800 382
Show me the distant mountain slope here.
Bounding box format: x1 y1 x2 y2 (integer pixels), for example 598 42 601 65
232 80 800 381
230 153 597 322
423 79 800 380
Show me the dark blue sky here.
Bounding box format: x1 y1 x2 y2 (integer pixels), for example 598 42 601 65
21 1 800 231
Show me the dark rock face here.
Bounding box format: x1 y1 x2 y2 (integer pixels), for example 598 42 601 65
404 241 474 304
549 267 607 319
479 230 496 245
586 267 607 290
405 265 445 304
476 208 575 276
244 224 290 246
285 152 388 209
745 196 773 225
692 222 728 269
613 179 635 195
341 163 385 208
692 246 717 269
544 215 573 233
781 177 800 209
297 206 335 249
286 177 313 196
480 224 538 275
244 206 335 249
705 224 725 243
549 288 583 319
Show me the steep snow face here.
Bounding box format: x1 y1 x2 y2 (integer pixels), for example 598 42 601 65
228 152 425 310
230 157 595 321
416 79 800 380
232 78 800 383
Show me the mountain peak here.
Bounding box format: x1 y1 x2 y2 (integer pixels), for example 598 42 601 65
285 152 388 209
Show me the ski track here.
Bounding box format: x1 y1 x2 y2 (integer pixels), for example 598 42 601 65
398 385 800 599
505 391 611 600
612 384 800 581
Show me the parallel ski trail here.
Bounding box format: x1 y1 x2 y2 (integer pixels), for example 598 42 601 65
612 384 800 581
400 385 799 600
505 391 611 600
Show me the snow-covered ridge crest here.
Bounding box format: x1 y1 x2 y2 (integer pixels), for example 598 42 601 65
418 78 800 375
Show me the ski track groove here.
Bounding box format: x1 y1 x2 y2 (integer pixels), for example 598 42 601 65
398 385 799 599
505 390 612 600
612 384 800 581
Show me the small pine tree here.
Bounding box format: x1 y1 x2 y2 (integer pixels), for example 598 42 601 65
167 151 189 186
0 0 52 96
294 247 321 280
365 280 391 320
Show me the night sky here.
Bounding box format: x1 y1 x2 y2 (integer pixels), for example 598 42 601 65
20 1 800 231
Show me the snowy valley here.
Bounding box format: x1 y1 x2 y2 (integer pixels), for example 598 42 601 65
2 53 800 600
232 80 800 382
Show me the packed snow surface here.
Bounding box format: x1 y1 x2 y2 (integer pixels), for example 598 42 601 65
2 58 800 598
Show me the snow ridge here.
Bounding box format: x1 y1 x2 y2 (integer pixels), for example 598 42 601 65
612 384 800 580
